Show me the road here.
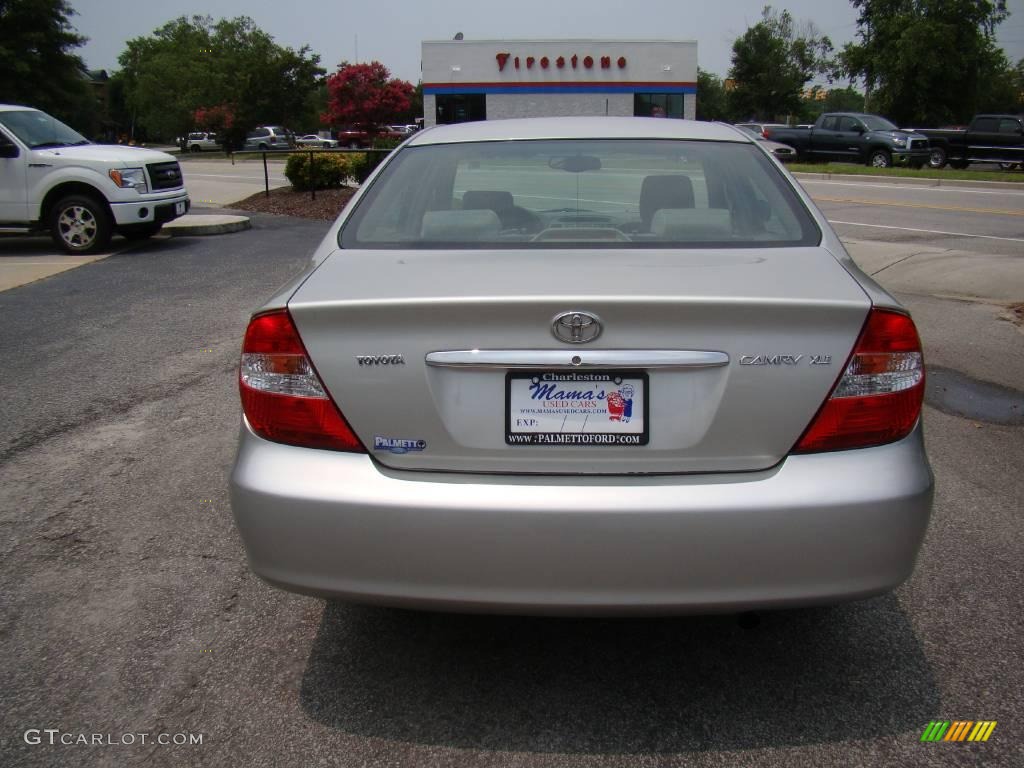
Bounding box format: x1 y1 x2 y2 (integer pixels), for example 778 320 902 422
0 171 1022 766
799 175 1024 257
179 156 290 207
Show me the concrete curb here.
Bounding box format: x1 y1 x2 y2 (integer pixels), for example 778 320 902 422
163 214 251 236
792 171 1024 191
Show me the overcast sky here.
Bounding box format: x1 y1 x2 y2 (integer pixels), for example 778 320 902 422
70 0 1024 85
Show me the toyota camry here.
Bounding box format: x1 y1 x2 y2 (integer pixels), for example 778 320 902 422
229 117 933 615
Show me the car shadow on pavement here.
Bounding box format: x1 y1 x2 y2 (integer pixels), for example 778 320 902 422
299 596 938 753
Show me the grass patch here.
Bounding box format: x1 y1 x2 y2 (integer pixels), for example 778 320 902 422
788 163 1024 183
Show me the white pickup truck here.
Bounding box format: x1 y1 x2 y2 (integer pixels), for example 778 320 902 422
0 104 191 254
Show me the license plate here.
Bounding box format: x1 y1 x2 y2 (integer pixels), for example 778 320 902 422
175 201 186 216
506 370 648 446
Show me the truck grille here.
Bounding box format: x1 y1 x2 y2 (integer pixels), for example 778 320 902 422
909 139 927 150
147 161 183 191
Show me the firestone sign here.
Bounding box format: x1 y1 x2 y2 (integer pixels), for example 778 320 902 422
495 52 628 72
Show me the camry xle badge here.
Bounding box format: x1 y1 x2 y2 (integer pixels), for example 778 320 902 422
551 311 602 344
356 354 405 366
740 354 804 366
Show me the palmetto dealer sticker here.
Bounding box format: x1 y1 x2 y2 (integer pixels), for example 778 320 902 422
374 436 427 454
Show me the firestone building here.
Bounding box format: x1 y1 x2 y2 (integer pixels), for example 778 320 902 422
421 39 698 127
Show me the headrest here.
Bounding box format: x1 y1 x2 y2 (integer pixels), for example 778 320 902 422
420 209 502 241
640 175 695 227
651 208 733 241
462 190 514 211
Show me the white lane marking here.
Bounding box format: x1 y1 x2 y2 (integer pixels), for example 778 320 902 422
829 220 1024 243
802 179 1024 197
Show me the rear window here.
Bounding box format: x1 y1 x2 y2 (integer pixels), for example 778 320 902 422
339 139 821 249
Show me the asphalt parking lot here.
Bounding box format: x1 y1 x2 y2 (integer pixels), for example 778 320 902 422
1 177 1022 766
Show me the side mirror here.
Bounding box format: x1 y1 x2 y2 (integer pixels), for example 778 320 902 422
0 141 19 159
852 125 865 134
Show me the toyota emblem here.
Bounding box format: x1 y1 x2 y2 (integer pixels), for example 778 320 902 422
551 311 602 344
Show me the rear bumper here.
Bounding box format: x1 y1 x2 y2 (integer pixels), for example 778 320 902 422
229 422 934 615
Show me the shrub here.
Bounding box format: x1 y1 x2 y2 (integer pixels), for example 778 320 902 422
284 150 364 191
351 139 402 183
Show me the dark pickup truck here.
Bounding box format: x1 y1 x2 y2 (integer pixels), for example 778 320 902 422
908 114 1024 169
765 113 931 168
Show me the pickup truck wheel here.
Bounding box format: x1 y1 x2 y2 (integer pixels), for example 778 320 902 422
999 162 1021 171
190 145 201 153
929 147 947 169
869 149 892 168
50 195 112 255
348 141 361 149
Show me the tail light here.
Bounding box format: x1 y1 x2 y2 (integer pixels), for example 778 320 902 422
239 309 364 452
794 308 924 453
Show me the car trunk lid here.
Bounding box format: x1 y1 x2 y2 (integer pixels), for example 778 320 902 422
288 246 870 474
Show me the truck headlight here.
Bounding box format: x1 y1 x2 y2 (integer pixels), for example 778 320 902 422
891 137 907 147
109 168 149 193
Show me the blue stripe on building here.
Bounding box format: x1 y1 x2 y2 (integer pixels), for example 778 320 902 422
424 85 697 95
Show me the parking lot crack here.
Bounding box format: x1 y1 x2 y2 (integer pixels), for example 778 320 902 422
870 250 936 276
0 368 220 466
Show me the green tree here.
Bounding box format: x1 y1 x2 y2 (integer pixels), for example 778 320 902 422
976 54 1023 115
696 68 731 121
841 0 1010 125
117 15 324 145
799 85 866 123
727 6 834 122
0 0 96 126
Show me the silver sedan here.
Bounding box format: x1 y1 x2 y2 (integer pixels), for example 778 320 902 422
735 124 798 162
230 117 933 615
295 134 339 149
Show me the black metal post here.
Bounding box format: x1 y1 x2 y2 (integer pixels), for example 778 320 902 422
263 152 269 198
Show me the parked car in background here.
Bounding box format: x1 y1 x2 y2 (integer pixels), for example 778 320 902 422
296 134 339 149
388 124 420 135
734 125 797 162
908 114 1024 170
0 104 190 253
230 116 933 615
243 126 295 151
185 132 220 153
766 113 930 168
735 122 787 139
